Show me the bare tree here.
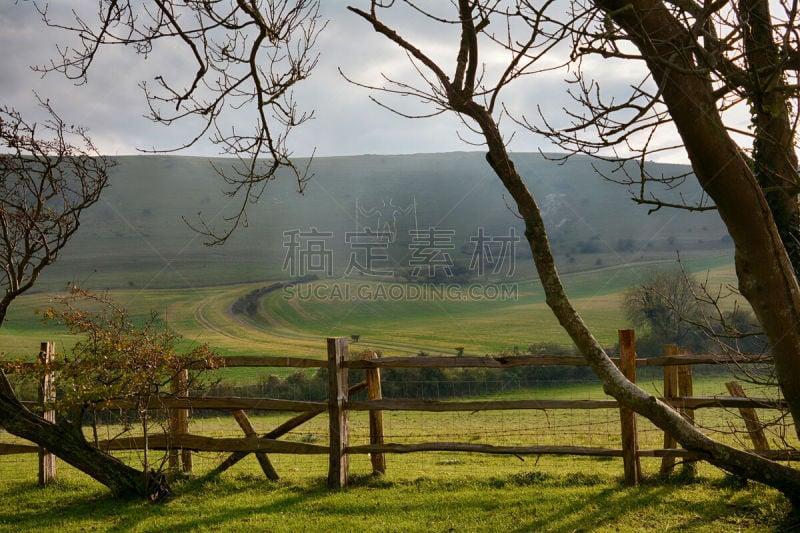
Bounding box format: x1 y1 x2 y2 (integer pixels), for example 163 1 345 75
531 0 800 438
0 105 216 498
0 0 325 501
0 100 166 498
0 97 110 324
344 0 800 507
623 269 714 355
561 0 800 437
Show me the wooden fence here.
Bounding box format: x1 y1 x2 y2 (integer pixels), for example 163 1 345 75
1 331 796 489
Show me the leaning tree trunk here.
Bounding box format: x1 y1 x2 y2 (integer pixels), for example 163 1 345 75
351 2 800 509
462 99 800 509
0 372 163 499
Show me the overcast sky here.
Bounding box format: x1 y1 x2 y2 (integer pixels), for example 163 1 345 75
0 2 691 161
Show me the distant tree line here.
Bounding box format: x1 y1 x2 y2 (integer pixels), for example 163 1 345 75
208 343 599 402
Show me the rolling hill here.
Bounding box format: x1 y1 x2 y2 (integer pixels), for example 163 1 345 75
35 152 732 292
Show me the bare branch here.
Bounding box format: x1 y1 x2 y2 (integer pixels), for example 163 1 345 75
34 1 325 244
0 96 111 326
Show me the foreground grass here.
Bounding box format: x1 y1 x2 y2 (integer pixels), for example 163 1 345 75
2 374 797 533
1 375 797 531
4 254 793 530
0 462 795 532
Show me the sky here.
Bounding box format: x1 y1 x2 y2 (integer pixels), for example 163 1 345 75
0 1 686 161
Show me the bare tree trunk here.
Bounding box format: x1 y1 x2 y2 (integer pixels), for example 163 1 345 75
464 100 800 509
739 0 800 277
0 372 163 499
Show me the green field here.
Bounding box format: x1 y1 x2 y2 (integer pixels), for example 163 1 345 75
1 252 738 388
2 254 735 360
1 151 739 369
0 375 795 532
0 456 792 532
1 152 790 530
3 256 798 530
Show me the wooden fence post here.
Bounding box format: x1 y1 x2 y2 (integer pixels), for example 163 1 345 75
361 351 386 476
327 337 349 488
38 341 56 486
676 360 697 476
677 364 694 425
725 381 770 452
660 344 680 475
169 368 192 474
618 330 641 486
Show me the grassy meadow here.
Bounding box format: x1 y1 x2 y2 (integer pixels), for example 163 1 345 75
0 451 794 532
0 376 796 532
1 152 793 530
2 263 798 530
1 457 794 532
2 253 735 361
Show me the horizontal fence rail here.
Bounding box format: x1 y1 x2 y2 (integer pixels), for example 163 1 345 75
0 334 793 489
15 395 785 414
0 353 772 374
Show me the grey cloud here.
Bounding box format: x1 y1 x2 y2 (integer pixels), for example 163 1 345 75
1 1 570 157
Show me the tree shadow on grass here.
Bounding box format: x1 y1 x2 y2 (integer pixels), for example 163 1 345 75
500 472 797 532
0 479 143 530
0 471 796 532
0 475 326 533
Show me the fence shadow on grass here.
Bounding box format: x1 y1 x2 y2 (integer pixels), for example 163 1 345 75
0 469 796 531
